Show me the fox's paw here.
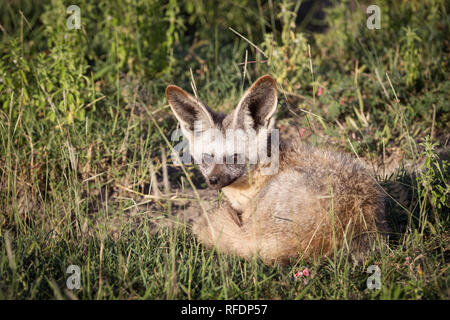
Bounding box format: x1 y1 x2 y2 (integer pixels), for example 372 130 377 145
191 206 242 252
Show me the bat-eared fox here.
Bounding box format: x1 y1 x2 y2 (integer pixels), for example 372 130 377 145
166 75 390 265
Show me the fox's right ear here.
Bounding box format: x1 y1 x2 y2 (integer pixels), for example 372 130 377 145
232 75 278 131
166 85 214 133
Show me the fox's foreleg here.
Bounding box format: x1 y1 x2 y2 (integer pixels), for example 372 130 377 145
192 202 296 264
192 202 259 259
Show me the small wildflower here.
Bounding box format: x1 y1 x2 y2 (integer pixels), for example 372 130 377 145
294 270 302 279
302 268 310 277
317 87 323 97
417 265 423 277
340 99 345 105
299 128 306 138
404 256 411 266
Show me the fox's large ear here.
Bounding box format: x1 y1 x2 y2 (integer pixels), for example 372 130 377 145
166 85 215 133
232 75 278 131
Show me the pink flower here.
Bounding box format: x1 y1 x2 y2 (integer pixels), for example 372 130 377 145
404 256 411 266
299 128 306 137
294 268 311 280
340 99 345 105
317 87 323 97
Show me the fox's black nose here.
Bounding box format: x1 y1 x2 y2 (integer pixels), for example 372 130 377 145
209 176 219 185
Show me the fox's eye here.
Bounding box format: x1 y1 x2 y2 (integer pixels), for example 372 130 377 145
202 153 214 165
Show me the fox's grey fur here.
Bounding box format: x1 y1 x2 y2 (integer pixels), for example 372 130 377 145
166 75 390 265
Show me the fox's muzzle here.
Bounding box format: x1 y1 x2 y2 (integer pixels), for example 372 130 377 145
205 165 238 190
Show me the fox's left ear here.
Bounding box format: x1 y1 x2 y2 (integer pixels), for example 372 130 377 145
233 75 278 131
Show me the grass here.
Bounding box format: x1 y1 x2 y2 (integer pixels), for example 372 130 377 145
0 0 449 299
